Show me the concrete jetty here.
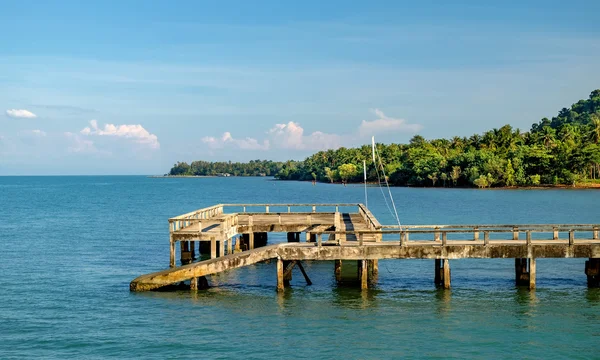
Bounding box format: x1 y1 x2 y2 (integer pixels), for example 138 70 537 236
130 203 600 292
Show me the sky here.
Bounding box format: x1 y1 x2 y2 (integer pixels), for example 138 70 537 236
1 0 599 175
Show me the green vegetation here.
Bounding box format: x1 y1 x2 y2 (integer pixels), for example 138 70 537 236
169 90 600 188
169 160 284 177
275 90 600 187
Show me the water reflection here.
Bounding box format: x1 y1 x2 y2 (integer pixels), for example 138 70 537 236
331 287 378 310
514 288 538 321
585 288 600 304
434 289 452 316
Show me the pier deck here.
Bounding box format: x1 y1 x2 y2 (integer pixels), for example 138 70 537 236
130 203 600 292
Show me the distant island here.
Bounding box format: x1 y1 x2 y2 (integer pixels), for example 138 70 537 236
169 90 600 188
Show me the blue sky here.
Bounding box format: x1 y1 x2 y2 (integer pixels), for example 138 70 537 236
1 0 599 175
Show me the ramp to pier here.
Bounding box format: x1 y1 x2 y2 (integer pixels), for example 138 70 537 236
130 244 281 292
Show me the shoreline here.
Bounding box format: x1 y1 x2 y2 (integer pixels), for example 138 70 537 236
282 179 600 190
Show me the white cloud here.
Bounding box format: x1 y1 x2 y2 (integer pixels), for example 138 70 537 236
202 131 269 150
267 121 342 150
6 109 37 119
359 109 422 136
203 110 420 152
65 132 97 153
80 120 160 149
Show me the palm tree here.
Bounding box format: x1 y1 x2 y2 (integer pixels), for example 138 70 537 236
427 172 438 187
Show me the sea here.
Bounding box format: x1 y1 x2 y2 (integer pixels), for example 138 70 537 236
1 176 599 359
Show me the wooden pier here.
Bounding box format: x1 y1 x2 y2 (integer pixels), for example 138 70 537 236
130 203 600 292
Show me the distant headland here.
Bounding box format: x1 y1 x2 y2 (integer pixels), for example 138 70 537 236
167 90 600 189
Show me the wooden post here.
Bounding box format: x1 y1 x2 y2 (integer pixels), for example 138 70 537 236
360 260 368 290
434 228 440 242
442 232 447 246
529 258 536 290
443 259 451 289
210 237 216 259
359 233 364 246
553 228 559 240
484 231 490 245
473 228 479 241
265 205 270 213
594 227 599 240
513 227 519 240
526 231 532 245
277 257 284 292
312 205 316 213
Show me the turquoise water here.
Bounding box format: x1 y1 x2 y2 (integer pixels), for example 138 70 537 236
1 176 599 359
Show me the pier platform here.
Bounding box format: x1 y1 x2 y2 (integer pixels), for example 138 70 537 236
130 203 600 292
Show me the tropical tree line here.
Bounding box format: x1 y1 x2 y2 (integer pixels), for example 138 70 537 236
169 160 284 177
275 90 600 187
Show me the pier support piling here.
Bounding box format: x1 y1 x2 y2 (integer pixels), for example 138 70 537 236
515 258 536 289
169 239 175 268
434 259 442 286
359 260 368 290
529 258 536 290
277 257 284 292
335 260 342 283
180 241 192 265
443 259 451 289
585 258 600 288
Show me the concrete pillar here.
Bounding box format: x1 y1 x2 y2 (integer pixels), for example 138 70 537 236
360 260 368 290
190 241 196 260
529 258 536 290
210 237 217 259
227 237 233 255
434 259 442 286
170 239 176 268
180 241 192 265
335 260 342 283
277 257 284 292
198 276 209 289
190 277 198 291
219 239 225 257
249 232 254 250
585 258 600 287
368 260 378 284
515 258 529 286
443 259 451 289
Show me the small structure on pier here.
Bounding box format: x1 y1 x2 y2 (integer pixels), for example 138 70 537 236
130 203 600 292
